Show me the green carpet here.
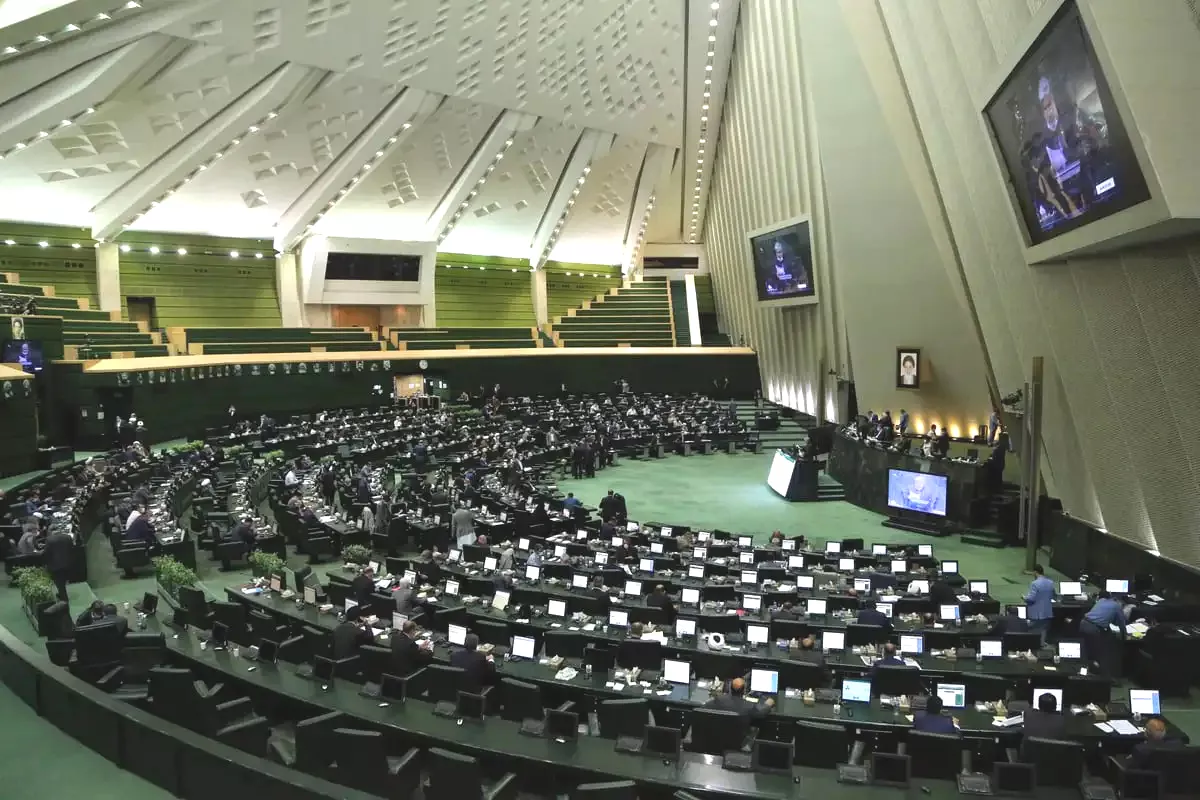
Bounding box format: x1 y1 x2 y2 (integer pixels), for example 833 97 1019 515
0 447 1197 794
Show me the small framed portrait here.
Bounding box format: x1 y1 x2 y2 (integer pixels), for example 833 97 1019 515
896 348 921 389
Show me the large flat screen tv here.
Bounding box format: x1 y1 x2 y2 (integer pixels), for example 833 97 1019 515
2 339 43 373
983 2 1149 245
747 215 817 307
887 469 947 517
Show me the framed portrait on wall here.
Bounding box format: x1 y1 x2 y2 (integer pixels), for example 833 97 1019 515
896 348 921 389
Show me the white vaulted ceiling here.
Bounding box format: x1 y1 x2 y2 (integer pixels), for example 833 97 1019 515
0 0 740 264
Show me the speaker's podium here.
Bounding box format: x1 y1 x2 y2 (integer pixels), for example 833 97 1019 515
766 448 820 501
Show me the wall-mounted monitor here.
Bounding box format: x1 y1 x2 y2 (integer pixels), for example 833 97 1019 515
747 215 817 307
2 339 43 373
887 469 947 517
983 1 1149 246
325 252 421 281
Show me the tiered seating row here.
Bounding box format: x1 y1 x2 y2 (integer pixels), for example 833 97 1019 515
171 327 379 355
387 327 540 350
554 277 676 348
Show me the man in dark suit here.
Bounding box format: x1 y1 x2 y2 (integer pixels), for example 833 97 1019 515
646 584 675 618
856 604 892 631
42 528 75 604
123 512 157 549
390 620 433 676
449 633 495 693
319 468 336 506
132 483 152 508
229 516 256 550
912 695 958 735
598 490 617 521
350 566 376 607
928 578 959 608
872 642 907 669
332 608 374 659
705 677 774 722
1020 692 1067 758
1127 717 1185 770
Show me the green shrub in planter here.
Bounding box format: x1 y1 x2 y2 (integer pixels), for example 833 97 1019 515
13 567 55 609
249 550 285 578
262 450 285 462
342 544 370 565
153 555 199 599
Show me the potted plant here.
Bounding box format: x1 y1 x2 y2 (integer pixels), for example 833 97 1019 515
249 550 285 579
342 544 370 568
153 554 198 601
13 567 58 636
262 450 285 463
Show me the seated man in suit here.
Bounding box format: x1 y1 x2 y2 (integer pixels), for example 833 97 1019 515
705 677 774 722
912 695 958 735
350 565 377 607
449 632 495 693
229 516 256 550
1020 692 1067 757
872 642 907 670
123 509 157 549
856 603 892 631
588 576 612 613
75 600 108 628
332 606 374 659
646 584 674 615
390 620 433 676
1127 717 1185 770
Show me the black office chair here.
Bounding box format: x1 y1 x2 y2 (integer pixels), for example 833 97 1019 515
776 659 826 689
543 630 584 659
906 730 964 780
571 780 639 800
45 638 75 666
1020 737 1085 788
1066 675 1110 707
116 545 152 578
330 728 421 797
872 665 925 697
1111 746 1200 800
1004 632 1042 653
426 746 518 800
793 720 850 768
847 623 887 646
686 708 747 754
963 673 1008 704
214 540 249 571
499 677 543 724
1118 769 1163 800
597 698 649 739
472 619 510 648
268 710 344 776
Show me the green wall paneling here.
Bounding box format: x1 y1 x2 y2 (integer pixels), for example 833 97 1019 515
435 270 535 327
116 232 280 328
58 352 761 449
0 223 98 307
694 275 717 315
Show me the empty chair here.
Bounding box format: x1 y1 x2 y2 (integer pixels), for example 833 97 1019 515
597 698 650 739
571 780 639 800
426 746 517 800
1020 737 1085 788
544 630 584 659
872 665 925 697
472 618 510 648
846 623 887 647
962 673 1008 704
499 678 543 724
329 728 420 796
267 710 344 776
906 730 964 780
686 708 747 754
794 720 850 768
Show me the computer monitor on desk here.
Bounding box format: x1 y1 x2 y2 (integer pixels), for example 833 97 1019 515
899 634 923 655
746 624 770 646
525 565 540 581
572 573 588 589
594 552 609 565
969 580 989 595
518 537 530 551
447 624 467 646
853 578 871 593
841 678 871 703
1060 581 1083 596
743 593 762 612
822 630 846 652
936 683 966 709
979 639 1003 658
675 618 697 638
623 580 641 597
940 560 958 576
826 541 842 554
918 544 933 556
750 668 779 695
740 570 758 586
1105 578 1130 594
663 658 690 685
639 558 654 574
738 536 753 548
554 545 567 558
548 599 567 618
909 580 929 594
650 542 664 555
1129 689 1160 715
872 544 888 555
511 635 536 660
688 564 706 579
796 575 814 590
692 547 707 561
838 558 855 572
807 598 827 615
484 556 498 571
681 587 700 606
608 609 629 628
1058 641 1082 660
781 539 796 551
1032 687 1064 711
939 605 960 622
891 560 907 574
788 555 805 570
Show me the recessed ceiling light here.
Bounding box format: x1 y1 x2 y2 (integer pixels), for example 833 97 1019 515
149 246 160 254
3 240 15 246
125 1 142 9
709 19 718 27
3 46 18 55
120 244 131 252
229 251 239 258
35 35 50 43
255 252 263 259
38 241 49 248
177 248 187 255
65 23 80 32
71 242 81 249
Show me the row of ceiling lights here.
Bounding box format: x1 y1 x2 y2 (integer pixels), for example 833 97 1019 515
691 1 722 244
628 194 656 270
303 121 416 236
1 239 267 258
0 106 97 161
111 107 285 234
436 137 517 245
0 2 144 60
535 166 592 268
439 263 609 278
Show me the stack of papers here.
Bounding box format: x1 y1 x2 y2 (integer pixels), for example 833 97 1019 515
1109 720 1141 735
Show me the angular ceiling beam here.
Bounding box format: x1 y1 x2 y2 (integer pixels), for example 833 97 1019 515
529 129 615 269
273 87 443 252
92 62 320 241
0 0 218 102
426 109 538 242
621 143 677 273
0 36 181 153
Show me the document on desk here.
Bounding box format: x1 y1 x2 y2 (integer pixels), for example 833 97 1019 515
860 655 876 667
1094 722 1114 733
1109 720 1141 736
903 658 920 667
241 587 264 595
993 714 1024 728
878 595 899 603
957 595 971 602
582 623 595 631
1148 594 1165 602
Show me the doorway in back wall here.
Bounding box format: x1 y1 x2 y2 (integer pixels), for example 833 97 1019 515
126 296 157 329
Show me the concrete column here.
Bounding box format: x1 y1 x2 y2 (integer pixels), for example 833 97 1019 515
684 273 702 346
276 251 304 326
531 268 549 326
96 242 121 313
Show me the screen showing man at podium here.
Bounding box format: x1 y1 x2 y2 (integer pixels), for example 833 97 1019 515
887 469 947 516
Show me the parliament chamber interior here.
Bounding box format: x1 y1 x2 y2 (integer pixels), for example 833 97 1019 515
3 1 1200 799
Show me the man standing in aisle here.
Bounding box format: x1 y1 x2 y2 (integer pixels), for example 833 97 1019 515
1023 564 1056 645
